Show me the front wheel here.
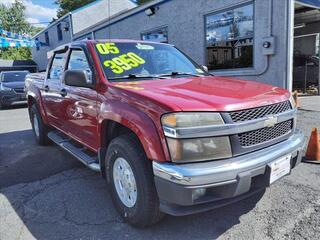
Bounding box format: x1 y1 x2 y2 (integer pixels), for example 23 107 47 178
30 104 50 145
105 134 164 227
0 101 8 110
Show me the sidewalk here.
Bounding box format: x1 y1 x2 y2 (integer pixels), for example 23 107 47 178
300 96 320 112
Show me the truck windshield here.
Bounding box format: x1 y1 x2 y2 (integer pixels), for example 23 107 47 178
95 42 208 81
1 72 28 82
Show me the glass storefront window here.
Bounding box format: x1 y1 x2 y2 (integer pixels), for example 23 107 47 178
141 27 168 43
205 3 254 70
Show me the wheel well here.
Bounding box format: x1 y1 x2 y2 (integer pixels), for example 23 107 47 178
105 120 134 147
27 96 36 107
100 120 142 177
27 96 36 115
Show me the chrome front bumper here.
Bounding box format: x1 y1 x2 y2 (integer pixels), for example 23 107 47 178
153 130 306 215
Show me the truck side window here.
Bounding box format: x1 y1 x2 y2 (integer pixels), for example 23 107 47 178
49 53 65 80
67 49 92 82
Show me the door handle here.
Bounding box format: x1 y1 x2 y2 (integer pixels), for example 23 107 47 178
60 88 67 97
44 85 49 92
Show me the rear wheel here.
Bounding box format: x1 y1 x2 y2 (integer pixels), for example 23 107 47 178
105 134 164 227
30 104 50 145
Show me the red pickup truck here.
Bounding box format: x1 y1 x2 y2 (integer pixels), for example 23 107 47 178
25 40 306 227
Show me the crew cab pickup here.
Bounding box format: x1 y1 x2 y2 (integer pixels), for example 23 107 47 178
25 40 306 227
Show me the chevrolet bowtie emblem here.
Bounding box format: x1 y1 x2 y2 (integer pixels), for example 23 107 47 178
264 115 278 128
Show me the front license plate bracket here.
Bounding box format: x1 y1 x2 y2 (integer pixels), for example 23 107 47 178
269 154 292 184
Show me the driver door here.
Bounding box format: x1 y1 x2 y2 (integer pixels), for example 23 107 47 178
59 48 99 150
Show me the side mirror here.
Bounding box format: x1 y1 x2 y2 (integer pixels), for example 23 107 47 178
202 65 209 72
64 70 92 88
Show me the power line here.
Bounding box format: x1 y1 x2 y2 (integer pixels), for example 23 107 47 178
0 22 51 25
29 22 51 25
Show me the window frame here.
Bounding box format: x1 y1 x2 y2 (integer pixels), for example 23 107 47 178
141 26 169 43
204 1 255 72
35 37 40 51
57 23 63 41
47 52 66 82
64 46 96 87
45 31 50 45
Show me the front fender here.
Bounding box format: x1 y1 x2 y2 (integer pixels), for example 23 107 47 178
98 101 168 162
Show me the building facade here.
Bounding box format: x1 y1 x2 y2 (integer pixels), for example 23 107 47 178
32 0 320 92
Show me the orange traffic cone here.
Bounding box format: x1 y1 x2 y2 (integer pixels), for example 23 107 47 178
292 91 300 108
303 128 320 164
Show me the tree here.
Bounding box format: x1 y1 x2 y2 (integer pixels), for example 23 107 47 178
0 47 31 60
29 27 45 37
0 0 30 33
0 0 33 60
55 0 96 18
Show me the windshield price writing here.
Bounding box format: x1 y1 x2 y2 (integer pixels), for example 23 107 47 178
96 43 146 74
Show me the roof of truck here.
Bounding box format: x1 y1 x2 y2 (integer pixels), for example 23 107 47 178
51 39 172 55
88 39 169 44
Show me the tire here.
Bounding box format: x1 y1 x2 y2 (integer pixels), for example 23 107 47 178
105 134 164 227
0 101 7 110
30 104 50 145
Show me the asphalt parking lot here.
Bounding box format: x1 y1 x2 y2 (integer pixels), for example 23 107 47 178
0 99 320 240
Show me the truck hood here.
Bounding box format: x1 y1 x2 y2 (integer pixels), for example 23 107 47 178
112 76 290 112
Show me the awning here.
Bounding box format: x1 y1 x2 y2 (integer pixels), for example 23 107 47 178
296 0 320 9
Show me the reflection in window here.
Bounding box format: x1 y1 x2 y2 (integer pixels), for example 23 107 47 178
49 53 64 80
68 50 90 71
141 27 168 43
67 50 92 81
205 3 254 70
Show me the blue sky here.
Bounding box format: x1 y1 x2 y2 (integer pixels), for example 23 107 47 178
31 0 56 8
1 0 58 27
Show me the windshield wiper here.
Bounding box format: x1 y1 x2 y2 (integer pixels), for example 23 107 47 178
108 74 159 81
108 72 205 81
157 72 203 78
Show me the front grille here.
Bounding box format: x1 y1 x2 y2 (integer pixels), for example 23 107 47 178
14 88 24 94
229 101 292 122
238 120 293 147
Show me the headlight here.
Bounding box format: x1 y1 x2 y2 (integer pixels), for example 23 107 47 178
162 112 224 128
161 113 232 163
289 95 297 130
289 95 297 109
166 136 232 162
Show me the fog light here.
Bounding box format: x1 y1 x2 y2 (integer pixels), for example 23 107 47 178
192 188 206 201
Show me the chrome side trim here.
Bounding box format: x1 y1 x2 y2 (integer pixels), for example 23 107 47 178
163 109 296 139
153 130 305 186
